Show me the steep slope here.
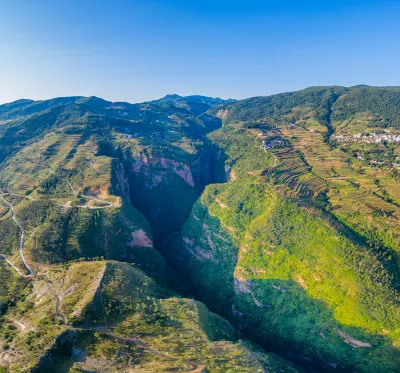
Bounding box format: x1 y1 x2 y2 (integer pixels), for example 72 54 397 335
208 86 400 261
32 261 297 373
0 93 224 246
170 87 400 372
95 105 225 244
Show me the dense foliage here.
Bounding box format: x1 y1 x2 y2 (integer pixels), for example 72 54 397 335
212 85 400 129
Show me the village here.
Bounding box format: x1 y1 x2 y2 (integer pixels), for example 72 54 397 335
257 130 287 150
332 131 400 144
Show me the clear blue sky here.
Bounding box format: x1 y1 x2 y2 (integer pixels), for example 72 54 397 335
1 0 400 104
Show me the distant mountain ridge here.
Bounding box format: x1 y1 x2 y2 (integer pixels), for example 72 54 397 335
150 94 236 116
0 94 235 122
208 85 400 128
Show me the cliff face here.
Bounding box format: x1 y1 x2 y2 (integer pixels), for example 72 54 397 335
170 198 237 310
99 136 225 245
125 151 200 244
167 119 400 373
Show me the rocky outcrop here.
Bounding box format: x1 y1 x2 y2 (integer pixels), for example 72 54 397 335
113 160 130 199
233 277 263 307
130 154 194 187
216 109 229 119
130 229 153 248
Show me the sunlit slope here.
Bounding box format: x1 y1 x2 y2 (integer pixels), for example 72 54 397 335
1 88 400 372
0 261 298 373
208 85 400 261
0 122 158 273
0 91 224 267
171 124 400 372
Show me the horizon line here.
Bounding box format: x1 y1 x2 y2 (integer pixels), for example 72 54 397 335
2 83 400 106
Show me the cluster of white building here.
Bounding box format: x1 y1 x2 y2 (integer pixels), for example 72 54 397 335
332 131 400 144
262 138 286 150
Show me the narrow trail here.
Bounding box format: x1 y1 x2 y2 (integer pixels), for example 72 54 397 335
76 194 114 209
0 254 26 277
0 179 203 372
0 193 34 277
0 175 112 278
0 164 207 372
0 164 114 277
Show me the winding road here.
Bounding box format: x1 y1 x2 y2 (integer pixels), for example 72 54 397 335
47 166 113 209
0 172 205 373
0 193 34 277
0 254 26 277
0 168 114 277
79 194 114 209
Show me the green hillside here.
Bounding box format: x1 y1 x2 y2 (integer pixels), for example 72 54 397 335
170 87 400 372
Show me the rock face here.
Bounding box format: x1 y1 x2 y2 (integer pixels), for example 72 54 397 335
130 229 153 248
216 108 229 119
130 154 195 187
115 145 224 245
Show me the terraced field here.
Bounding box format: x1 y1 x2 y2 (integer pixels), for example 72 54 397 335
278 124 400 256
267 146 327 199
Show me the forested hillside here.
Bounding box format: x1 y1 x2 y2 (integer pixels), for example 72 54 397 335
0 86 399 372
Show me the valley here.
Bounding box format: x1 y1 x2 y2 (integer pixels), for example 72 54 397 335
0 87 399 372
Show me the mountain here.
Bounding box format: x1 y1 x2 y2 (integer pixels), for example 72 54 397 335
0 97 84 121
151 94 236 116
0 87 399 372
209 85 400 128
153 93 235 107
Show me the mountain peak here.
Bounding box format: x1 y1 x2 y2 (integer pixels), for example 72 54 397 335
162 94 182 99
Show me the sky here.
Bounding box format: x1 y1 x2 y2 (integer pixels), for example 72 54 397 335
1 0 400 104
